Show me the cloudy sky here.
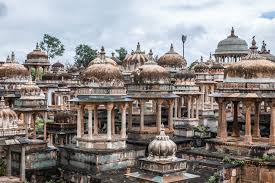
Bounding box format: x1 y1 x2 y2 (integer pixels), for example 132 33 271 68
0 0 275 65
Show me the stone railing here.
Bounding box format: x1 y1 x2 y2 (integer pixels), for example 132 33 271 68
78 87 126 95
127 84 173 92
0 128 25 137
47 123 77 133
14 100 47 108
219 82 275 91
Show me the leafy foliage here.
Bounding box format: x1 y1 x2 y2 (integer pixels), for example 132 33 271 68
206 172 220 183
40 34 65 59
74 44 97 68
0 158 6 176
115 47 127 61
260 154 275 161
222 155 245 166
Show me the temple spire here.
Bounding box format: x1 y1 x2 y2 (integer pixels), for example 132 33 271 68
200 56 203 62
136 42 141 52
170 43 174 52
100 46 106 60
36 42 39 49
231 27 235 36
11 52 15 62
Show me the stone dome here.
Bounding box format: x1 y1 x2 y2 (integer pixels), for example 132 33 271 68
215 27 248 55
132 50 170 84
225 37 275 80
81 47 123 83
123 42 148 67
88 53 117 67
193 56 209 73
174 69 196 81
52 61 64 68
20 79 45 99
26 43 48 61
158 44 187 68
210 62 224 71
0 97 18 128
147 124 177 161
111 52 122 65
0 53 29 78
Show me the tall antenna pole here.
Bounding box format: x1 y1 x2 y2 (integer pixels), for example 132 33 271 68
181 35 187 58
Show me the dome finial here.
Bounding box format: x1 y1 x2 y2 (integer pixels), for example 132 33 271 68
149 49 153 60
136 42 141 52
231 27 235 36
11 52 15 62
200 56 203 62
111 52 115 57
170 43 174 52
100 46 106 60
6 55 10 63
250 36 258 51
209 52 212 59
36 42 39 49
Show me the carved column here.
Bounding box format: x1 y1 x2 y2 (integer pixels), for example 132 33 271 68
106 103 114 140
177 97 182 118
120 104 127 138
269 100 275 145
32 113 36 139
77 106 82 138
140 100 145 131
43 112 47 141
157 99 163 132
232 101 240 137
244 101 252 144
111 108 115 135
253 101 261 138
174 98 178 118
187 96 191 118
24 113 29 138
217 98 227 140
20 146 25 182
168 100 174 130
128 102 133 130
87 105 94 139
210 85 214 110
201 85 205 110
191 96 195 118
7 147 11 177
196 96 199 119
93 105 98 135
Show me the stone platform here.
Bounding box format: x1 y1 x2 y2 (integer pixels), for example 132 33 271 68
59 144 145 173
206 137 275 157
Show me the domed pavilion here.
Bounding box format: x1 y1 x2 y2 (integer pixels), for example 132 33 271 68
23 43 50 80
71 46 132 150
214 27 248 65
210 37 275 156
158 44 187 75
0 52 29 107
127 49 178 141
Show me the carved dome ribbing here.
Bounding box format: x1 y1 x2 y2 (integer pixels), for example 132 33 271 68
123 42 148 67
158 44 187 68
26 43 48 61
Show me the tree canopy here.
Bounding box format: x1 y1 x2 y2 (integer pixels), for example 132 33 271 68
40 34 65 59
74 44 97 68
115 47 127 61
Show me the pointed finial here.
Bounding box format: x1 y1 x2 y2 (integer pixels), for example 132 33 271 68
136 42 141 51
200 56 203 62
36 42 39 49
149 49 153 60
261 40 267 53
100 46 106 60
170 43 174 52
249 36 258 52
231 27 235 36
11 52 15 62
6 55 10 62
111 52 115 57
209 52 212 59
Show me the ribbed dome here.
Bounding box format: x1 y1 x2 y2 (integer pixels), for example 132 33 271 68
215 27 248 55
26 43 48 60
0 53 29 78
20 79 41 95
193 57 209 73
174 69 196 80
147 124 177 161
52 61 64 68
0 97 18 128
225 37 275 79
158 44 187 68
210 62 224 70
123 42 148 67
88 53 117 67
81 47 123 83
132 50 169 84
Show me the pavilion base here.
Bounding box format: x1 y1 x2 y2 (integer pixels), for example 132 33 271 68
205 137 275 157
77 134 126 150
174 118 199 127
59 144 145 173
127 127 174 143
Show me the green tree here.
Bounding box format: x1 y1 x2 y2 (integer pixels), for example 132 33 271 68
115 47 127 61
74 44 97 68
40 34 65 59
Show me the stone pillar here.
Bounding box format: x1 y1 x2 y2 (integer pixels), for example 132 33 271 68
140 100 145 131
253 102 261 138
32 113 36 139
177 97 182 118
157 100 163 132
244 101 252 144
111 108 115 134
168 100 174 130
24 113 29 138
174 98 178 118
43 112 47 141
191 96 195 118
217 98 227 140
187 96 191 119
210 85 214 110
201 85 205 110
20 146 25 182
7 147 11 177
120 104 127 138
269 100 275 145
87 105 94 139
106 103 113 140
196 97 199 119
77 106 82 138
128 102 133 130
94 106 98 135
232 101 240 137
